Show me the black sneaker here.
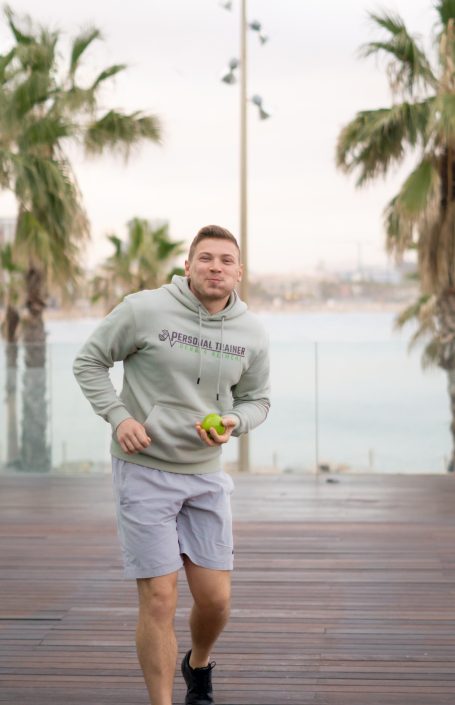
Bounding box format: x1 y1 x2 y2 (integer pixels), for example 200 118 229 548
181 649 216 705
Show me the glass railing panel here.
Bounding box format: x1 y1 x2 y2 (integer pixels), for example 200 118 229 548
316 340 450 474
1 317 451 476
248 338 316 473
48 342 119 473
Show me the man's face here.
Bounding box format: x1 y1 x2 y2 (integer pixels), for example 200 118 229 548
185 238 243 306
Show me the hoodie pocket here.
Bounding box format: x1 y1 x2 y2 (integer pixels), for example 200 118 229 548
142 404 219 464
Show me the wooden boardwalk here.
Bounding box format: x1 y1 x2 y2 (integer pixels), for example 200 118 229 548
1 472 455 705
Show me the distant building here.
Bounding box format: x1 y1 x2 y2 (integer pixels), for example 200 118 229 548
338 262 415 285
0 218 15 246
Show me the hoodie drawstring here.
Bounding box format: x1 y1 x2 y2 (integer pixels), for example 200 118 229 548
196 308 225 401
216 317 225 401
197 307 203 385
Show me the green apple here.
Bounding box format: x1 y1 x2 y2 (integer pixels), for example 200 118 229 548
201 413 225 435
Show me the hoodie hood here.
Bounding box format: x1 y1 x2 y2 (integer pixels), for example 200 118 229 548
164 275 247 319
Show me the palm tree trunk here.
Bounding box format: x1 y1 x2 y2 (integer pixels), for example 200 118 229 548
5 304 20 467
435 292 455 472
21 266 50 472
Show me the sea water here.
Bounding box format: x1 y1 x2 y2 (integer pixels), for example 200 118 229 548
0 311 449 474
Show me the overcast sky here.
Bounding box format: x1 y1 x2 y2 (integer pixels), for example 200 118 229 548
0 0 436 273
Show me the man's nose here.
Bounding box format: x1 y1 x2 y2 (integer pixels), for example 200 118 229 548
210 261 222 271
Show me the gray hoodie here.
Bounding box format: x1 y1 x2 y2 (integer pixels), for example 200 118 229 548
73 275 270 474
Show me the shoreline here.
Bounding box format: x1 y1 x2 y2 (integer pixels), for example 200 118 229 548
40 300 407 321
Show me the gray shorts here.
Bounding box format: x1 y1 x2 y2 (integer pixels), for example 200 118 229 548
111 456 235 579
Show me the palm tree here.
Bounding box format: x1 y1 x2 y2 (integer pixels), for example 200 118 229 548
0 8 161 470
336 0 455 472
91 218 185 312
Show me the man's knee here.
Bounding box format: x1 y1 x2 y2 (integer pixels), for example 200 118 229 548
136 573 178 622
194 585 231 615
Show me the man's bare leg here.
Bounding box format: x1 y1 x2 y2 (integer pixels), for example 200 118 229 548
136 572 179 705
182 555 231 667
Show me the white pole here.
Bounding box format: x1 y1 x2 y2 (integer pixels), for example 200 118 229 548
239 0 248 303
238 0 250 472
315 342 319 475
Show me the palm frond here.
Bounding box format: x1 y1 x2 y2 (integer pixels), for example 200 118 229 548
107 234 123 258
337 100 432 185
0 243 22 273
409 322 434 349
0 148 13 189
15 210 53 264
127 217 146 256
4 6 33 45
166 266 185 281
12 153 88 282
421 338 441 368
69 28 101 77
360 10 436 93
433 92 455 139
91 64 126 90
58 85 96 114
6 71 52 121
19 115 71 151
84 110 161 158
435 0 455 27
394 293 434 329
35 29 58 72
384 195 415 259
13 28 58 74
157 239 185 260
367 10 406 36
396 157 439 217
0 49 15 84
394 293 439 368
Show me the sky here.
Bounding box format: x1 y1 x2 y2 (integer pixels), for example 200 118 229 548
0 0 436 274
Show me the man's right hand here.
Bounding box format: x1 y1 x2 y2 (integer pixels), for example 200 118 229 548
116 418 152 455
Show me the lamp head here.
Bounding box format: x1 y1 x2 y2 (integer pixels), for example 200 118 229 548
249 19 261 31
221 70 236 84
221 58 239 84
251 95 271 120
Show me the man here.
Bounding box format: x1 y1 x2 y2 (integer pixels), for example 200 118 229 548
73 224 270 705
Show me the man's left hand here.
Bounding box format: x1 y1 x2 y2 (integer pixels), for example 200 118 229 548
195 415 238 446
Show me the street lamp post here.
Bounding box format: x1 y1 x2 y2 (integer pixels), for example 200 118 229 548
239 0 248 306
219 0 269 472
238 0 249 472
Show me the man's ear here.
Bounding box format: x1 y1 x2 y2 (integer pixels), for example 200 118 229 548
237 264 244 282
184 259 190 276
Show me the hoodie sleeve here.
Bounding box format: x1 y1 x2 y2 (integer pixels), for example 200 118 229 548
224 339 271 436
72 299 138 434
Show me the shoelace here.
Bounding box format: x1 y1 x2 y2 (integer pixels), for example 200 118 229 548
189 661 216 696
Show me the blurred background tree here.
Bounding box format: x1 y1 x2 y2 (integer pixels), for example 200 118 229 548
91 218 184 312
0 7 161 470
337 0 455 472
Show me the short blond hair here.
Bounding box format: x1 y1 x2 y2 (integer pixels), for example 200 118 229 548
188 225 240 261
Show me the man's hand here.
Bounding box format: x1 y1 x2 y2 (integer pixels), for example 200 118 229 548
116 418 152 455
195 415 238 447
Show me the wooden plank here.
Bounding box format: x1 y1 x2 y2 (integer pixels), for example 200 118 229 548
0 473 454 704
